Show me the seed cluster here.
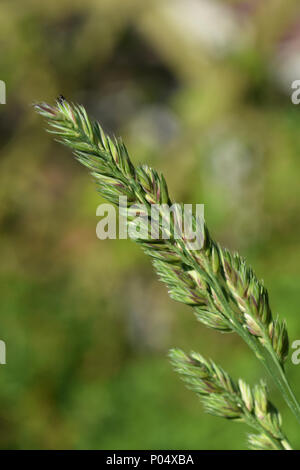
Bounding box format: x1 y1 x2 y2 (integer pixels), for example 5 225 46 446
34 99 297 449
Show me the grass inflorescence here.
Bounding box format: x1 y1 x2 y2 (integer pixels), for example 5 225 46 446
34 98 300 449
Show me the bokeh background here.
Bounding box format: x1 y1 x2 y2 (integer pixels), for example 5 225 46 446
1 0 300 450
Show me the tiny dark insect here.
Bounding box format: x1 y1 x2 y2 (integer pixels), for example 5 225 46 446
57 95 66 104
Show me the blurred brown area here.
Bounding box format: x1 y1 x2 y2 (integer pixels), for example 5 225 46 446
0 0 300 449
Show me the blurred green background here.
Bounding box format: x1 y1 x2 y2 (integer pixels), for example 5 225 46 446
1 0 300 449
